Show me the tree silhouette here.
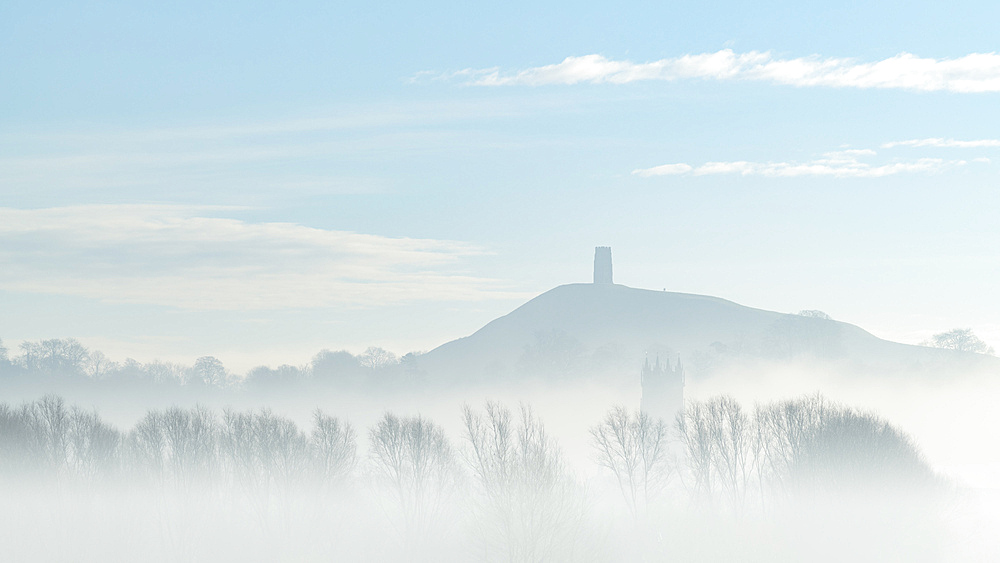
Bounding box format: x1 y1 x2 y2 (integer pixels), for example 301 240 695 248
463 402 584 561
67 407 121 479
368 412 460 544
358 347 398 371
924 328 994 355
590 406 670 520
191 356 228 387
17 339 90 376
310 409 357 486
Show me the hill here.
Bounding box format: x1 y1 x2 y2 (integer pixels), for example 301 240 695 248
414 283 997 384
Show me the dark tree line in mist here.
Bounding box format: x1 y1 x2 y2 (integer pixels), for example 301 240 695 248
592 395 937 521
0 393 948 561
0 337 421 392
1 327 991 395
0 396 357 491
2 395 938 501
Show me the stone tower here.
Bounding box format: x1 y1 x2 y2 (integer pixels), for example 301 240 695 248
640 356 685 424
593 246 613 284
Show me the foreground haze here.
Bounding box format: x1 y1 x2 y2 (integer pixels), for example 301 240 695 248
1 279 999 559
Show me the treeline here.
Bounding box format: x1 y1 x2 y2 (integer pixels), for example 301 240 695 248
0 337 419 391
0 394 947 560
2 394 939 504
0 396 355 489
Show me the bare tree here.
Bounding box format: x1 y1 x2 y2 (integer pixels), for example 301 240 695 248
463 402 585 562
748 394 937 506
590 406 670 520
86 351 118 380
220 408 311 489
129 410 168 482
256 410 311 487
923 328 994 355
0 401 49 476
163 406 218 487
711 396 758 513
676 396 759 514
783 404 935 494
190 356 229 387
310 410 356 486
0 396 119 481
218 408 312 535
67 407 121 480
358 347 398 372
754 394 829 500
128 406 219 488
368 412 460 544
676 400 715 503
17 339 90 375
33 395 71 473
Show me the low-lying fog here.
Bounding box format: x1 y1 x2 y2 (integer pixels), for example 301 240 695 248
1 351 998 561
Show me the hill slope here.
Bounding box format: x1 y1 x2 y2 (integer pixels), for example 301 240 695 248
415 283 996 383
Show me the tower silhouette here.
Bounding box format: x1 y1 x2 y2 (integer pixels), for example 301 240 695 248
640 356 685 424
593 246 613 284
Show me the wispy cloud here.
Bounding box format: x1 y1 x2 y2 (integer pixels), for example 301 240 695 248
0 205 520 310
633 149 970 178
632 163 693 177
453 50 1000 93
0 97 593 200
882 138 1000 148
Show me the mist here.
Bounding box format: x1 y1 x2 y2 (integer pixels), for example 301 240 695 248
0 392 961 562
5 1 1000 559
1 331 998 561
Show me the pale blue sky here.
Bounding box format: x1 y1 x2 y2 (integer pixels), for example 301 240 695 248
2 0 999 369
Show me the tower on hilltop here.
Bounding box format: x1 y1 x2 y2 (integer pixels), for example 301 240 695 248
640 357 685 424
594 246 613 284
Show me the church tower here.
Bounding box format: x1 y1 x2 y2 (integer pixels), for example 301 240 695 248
594 246 613 284
640 356 685 424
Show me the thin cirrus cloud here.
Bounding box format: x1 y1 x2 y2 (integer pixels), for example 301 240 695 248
632 149 974 178
882 138 1000 148
454 49 1000 93
0 205 521 311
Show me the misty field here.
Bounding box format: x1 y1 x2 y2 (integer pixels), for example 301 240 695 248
0 393 963 562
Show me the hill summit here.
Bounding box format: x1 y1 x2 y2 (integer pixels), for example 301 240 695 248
414 249 996 384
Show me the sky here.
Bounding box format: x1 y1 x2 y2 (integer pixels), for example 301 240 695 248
2 0 1000 371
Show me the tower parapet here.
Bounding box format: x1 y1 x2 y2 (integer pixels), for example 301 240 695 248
594 246 613 284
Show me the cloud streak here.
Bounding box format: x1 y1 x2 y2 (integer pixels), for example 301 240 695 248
458 50 1000 93
882 138 1000 148
0 205 519 310
0 97 579 200
633 150 970 178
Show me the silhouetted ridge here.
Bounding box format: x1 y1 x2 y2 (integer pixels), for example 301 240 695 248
416 283 995 383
